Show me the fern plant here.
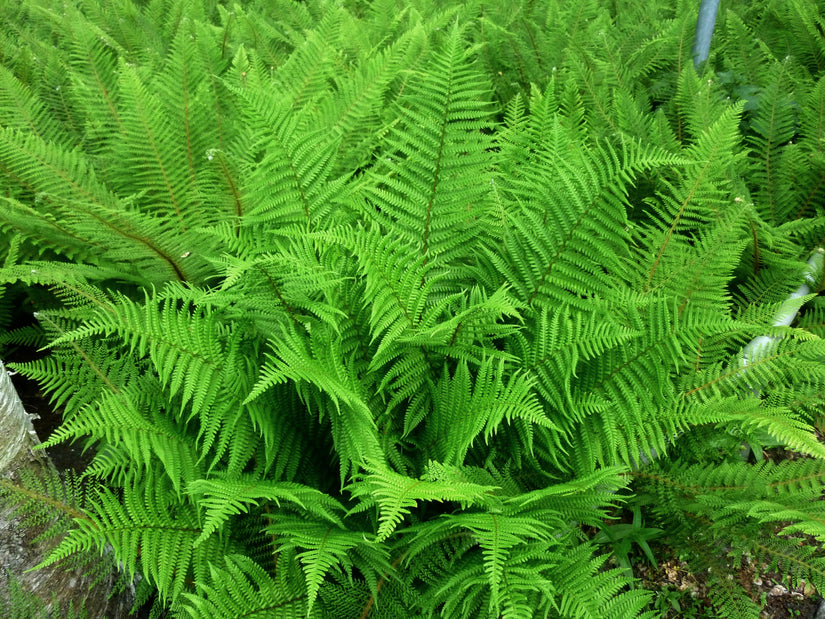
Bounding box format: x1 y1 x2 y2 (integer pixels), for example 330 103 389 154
1 0 825 617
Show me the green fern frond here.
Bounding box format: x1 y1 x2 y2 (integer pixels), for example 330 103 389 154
348 462 498 542
109 61 195 229
46 388 201 494
152 15 226 193
645 102 746 290
503 466 628 524
513 305 636 423
10 342 132 419
0 573 91 619
336 224 435 358
333 32 426 169
37 478 224 603
265 515 392 614
360 20 495 267
490 120 681 310
177 554 310 619
704 569 762 619
0 468 89 540
248 319 384 479
49 293 227 419
188 476 344 546
231 48 348 231
404 511 558 619
0 64 66 144
423 357 554 466
745 60 800 224
549 545 654 619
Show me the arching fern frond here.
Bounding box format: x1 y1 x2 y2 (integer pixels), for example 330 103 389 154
38 477 226 604
49 292 228 421
348 462 498 542
360 20 495 269
188 476 345 546
42 386 201 494
265 515 391 615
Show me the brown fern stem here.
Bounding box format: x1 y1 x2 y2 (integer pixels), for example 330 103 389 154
359 552 405 619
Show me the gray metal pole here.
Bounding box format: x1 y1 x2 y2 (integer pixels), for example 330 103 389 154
692 0 721 68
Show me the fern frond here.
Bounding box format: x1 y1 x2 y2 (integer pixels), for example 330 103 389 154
0 65 66 144
107 61 194 228
548 545 654 619
746 60 801 224
177 554 310 619
44 387 201 494
248 320 384 479
49 293 226 419
645 102 746 289
404 510 557 619
513 304 636 424
265 515 392 614
188 476 344 546
348 462 498 542
326 224 437 367
0 468 89 539
38 478 225 603
422 357 554 466
231 46 347 231
317 18 426 174
490 123 681 310
10 341 130 419
361 20 495 267
704 569 762 619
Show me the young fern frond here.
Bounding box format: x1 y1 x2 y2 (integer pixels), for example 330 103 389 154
348 461 498 542
423 357 554 466
249 319 384 480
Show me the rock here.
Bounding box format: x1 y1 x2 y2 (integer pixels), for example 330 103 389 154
0 361 134 618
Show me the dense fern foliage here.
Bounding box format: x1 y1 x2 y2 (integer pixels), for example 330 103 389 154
2 0 825 617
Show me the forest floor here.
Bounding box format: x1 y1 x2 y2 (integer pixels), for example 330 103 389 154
639 555 823 618
637 444 825 617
